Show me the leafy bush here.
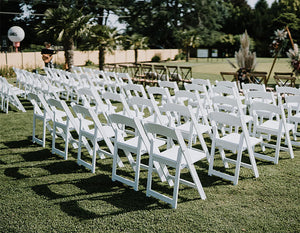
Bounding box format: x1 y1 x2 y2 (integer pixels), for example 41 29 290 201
151 55 161 62
0 66 15 78
174 53 185 60
85 60 94 66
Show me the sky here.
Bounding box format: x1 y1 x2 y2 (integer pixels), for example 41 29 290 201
247 0 275 8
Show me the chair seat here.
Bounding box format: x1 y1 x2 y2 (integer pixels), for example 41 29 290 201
176 121 211 135
290 113 300 123
117 137 166 154
256 120 294 134
81 125 115 140
216 133 262 152
158 146 206 168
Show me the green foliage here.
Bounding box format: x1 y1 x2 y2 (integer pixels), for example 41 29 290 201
36 5 92 70
174 53 185 61
84 60 94 66
0 66 15 78
151 55 161 62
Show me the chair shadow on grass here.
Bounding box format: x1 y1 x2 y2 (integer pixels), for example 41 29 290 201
32 173 163 220
3 137 34 149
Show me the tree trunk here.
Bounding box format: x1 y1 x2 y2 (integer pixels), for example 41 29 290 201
64 37 74 71
99 46 105 70
134 49 138 64
185 46 190 62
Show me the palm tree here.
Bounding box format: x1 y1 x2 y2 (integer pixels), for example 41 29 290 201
81 25 121 70
175 29 201 62
124 34 149 65
37 5 91 71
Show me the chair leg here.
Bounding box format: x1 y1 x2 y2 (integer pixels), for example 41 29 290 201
274 132 281 165
233 147 243 185
146 155 154 197
189 164 206 200
171 163 181 209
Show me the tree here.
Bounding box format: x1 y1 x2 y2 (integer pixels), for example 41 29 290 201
175 29 201 62
36 5 91 70
118 0 224 49
80 25 121 70
251 0 272 56
123 33 149 65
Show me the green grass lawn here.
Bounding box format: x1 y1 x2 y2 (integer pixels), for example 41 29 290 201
1 60 300 232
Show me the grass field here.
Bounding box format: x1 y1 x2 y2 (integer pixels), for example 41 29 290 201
0 59 299 232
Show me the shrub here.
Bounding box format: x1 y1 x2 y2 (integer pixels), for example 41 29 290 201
85 59 94 66
174 53 185 60
151 55 161 62
0 66 15 78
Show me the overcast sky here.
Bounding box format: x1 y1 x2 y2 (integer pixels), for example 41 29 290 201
247 0 275 8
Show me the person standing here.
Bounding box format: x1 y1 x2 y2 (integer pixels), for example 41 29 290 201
41 42 56 68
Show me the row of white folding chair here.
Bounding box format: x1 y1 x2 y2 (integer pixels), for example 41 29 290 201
242 84 300 149
77 87 211 206
0 76 26 113
208 86 261 184
15 67 65 99
78 78 296 169
109 103 209 208
208 82 296 183
276 85 300 146
27 91 124 173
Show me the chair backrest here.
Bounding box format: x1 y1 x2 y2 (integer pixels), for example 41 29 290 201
108 113 150 149
245 90 276 105
28 92 53 119
158 80 179 93
122 83 148 99
251 101 284 122
211 82 239 97
242 83 266 92
117 72 133 84
276 85 300 97
184 83 211 106
146 86 173 106
102 91 133 117
144 122 184 155
208 110 252 149
191 78 213 96
72 104 114 153
211 95 243 115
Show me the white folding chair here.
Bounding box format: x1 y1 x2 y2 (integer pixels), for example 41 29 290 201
47 98 79 160
27 93 55 147
0 76 26 113
161 102 211 161
76 86 111 117
127 96 169 125
184 83 212 111
72 104 123 173
276 85 300 112
251 101 294 164
122 83 148 100
191 78 213 98
146 86 173 108
144 122 207 209
208 111 261 185
158 80 179 102
109 113 168 191
117 72 133 84
281 95 300 146
102 91 134 119
211 95 253 134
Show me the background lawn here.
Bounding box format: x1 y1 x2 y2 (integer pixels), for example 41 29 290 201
0 58 299 232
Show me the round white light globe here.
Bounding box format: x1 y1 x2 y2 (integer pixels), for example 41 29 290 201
8 26 25 42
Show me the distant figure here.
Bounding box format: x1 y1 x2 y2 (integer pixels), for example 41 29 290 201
41 42 56 68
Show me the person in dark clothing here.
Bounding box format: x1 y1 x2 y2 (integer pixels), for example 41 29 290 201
41 42 56 68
